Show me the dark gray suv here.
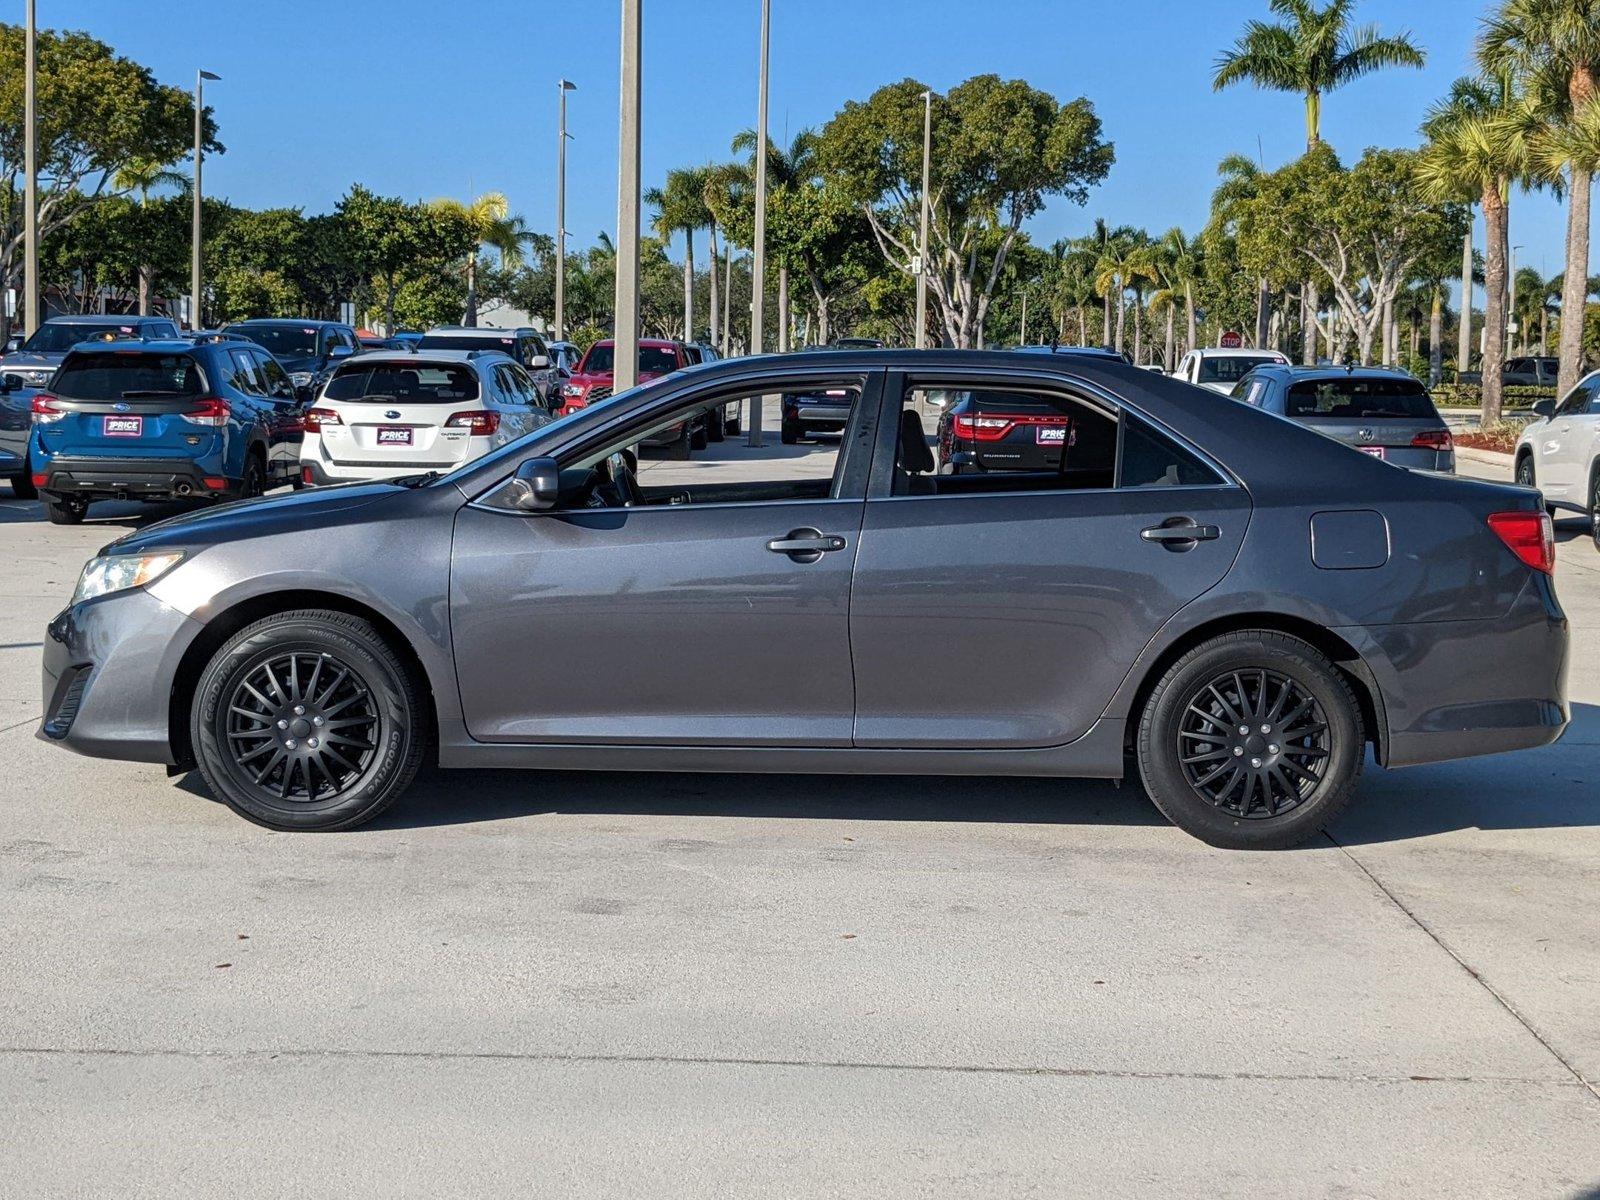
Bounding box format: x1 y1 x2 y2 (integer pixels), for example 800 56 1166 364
39 350 1566 848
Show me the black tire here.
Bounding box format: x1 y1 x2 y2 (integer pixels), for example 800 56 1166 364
44 494 86 525
10 459 37 500
191 609 427 831
691 420 708 451
780 420 801 445
706 410 725 442
240 451 266 499
1136 631 1364 849
663 422 693 460
1515 453 1535 489
725 416 741 437
1590 465 1600 551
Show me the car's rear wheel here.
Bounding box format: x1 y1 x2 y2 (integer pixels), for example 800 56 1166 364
781 419 801 444
240 452 265 499
725 413 741 437
10 459 37 500
663 421 693 460
44 494 86 525
191 609 427 831
705 410 725 443
1590 465 1600 550
1136 631 1364 849
691 420 708 451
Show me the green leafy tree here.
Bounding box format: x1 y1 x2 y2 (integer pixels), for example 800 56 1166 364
427 192 536 326
0 23 217 339
113 158 187 313
1213 0 1426 152
337 185 473 333
818 75 1113 348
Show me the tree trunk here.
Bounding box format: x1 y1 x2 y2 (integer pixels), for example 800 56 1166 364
1539 303 1548 355
1101 292 1111 345
1380 297 1394 366
1254 277 1269 348
1558 164 1592 397
137 265 153 316
707 222 721 352
1428 285 1443 387
681 227 694 343
722 250 733 353
1113 281 1125 351
383 276 397 336
1131 295 1142 363
777 263 790 353
1302 280 1318 364
1164 303 1175 371
1481 184 1509 426
464 256 479 326
1184 281 1196 356
1458 224 1473 377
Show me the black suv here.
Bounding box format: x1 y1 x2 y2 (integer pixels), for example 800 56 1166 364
223 319 360 399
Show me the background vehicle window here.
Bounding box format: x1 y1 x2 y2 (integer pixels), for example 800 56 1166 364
50 353 204 399
1554 378 1597 417
324 363 479 402
1284 378 1436 419
256 353 295 399
1197 355 1279 384
228 349 266 395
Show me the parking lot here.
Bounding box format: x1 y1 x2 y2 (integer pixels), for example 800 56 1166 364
1 449 1598 1197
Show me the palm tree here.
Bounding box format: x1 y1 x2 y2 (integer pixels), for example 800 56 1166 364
645 166 711 341
1418 74 1537 424
114 158 187 315
1159 227 1202 359
1213 0 1427 152
1210 155 1276 348
731 128 818 350
702 163 749 353
429 192 536 326
1481 0 1600 394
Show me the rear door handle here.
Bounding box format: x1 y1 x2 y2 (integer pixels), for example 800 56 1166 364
767 527 847 562
1141 519 1220 545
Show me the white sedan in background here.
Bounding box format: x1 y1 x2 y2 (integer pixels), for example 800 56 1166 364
1515 369 1600 542
1171 347 1290 395
300 350 555 486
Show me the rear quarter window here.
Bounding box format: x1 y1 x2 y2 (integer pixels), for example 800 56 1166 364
1285 378 1436 420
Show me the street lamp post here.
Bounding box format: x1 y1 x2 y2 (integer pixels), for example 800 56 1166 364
1508 244 1522 357
915 89 932 351
613 0 642 392
555 79 576 343
190 70 220 331
746 0 772 447
23 0 38 337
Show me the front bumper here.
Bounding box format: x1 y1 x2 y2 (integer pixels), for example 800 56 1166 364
37 456 240 501
1342 573 1569 768
39 587 206 764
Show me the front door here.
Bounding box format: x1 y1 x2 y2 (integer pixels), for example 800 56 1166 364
449 371 881 745
848 375 1250 748
1536 375 1600 500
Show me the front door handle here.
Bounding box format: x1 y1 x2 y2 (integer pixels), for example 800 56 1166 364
767 527 847 563
1141 518 1220 547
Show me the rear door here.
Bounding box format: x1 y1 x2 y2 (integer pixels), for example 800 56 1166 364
849 371 1249 749
250 349 304 481
39 350 213 460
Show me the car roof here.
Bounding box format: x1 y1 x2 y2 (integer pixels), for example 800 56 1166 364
1014 344 1122 358
1247 364 1421 383
422 326 537 337
1193 347 1288 357
44 314 168 325
586 338 679 349
331 349 509 369
62 338 201 355
227 318 346 328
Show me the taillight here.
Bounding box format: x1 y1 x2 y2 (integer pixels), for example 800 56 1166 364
446 409 499 435
303 407 341 432
952 412 1070 442
180 397 230 427
30 393 64 423
1487 511 1555 574
1411 428 1453 450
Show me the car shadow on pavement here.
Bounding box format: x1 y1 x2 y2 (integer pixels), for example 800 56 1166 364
0 495 207 527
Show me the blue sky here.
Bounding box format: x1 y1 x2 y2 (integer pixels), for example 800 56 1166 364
71 0 1575 286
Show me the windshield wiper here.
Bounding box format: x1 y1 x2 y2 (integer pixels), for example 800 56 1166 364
392 471 440 489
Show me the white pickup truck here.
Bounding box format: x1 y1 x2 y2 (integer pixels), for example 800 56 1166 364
1171 347 1290 395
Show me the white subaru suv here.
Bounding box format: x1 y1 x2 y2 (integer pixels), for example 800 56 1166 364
300 350 554 486
1515 369 1600 543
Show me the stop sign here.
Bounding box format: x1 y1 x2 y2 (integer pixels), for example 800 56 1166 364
1219 330 1243 349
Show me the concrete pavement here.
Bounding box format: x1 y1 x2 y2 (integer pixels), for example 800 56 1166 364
0 458 1597 1197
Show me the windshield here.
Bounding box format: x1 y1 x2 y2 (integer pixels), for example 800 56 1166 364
21 323 139 354
51 352 204 400
1198 355 1280 383
231 324 319 357
578 344 680 375
323 362 479 403
1285 377 1436 419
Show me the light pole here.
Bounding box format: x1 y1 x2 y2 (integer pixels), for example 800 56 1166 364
915 88 932 350
23 0 38 337
190 70 220 331
745 0 771 447
1508 244 1522 356
555 79 576 343
613 1 641 392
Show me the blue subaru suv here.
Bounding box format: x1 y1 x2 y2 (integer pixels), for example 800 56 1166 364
28 336 306 524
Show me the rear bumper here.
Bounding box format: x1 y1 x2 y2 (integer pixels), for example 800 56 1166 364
39 587 205 765
37 455 238 501
299 438 475 485
1340 574 1569 768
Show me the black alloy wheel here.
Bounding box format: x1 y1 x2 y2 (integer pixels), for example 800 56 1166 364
1176 668 1329 819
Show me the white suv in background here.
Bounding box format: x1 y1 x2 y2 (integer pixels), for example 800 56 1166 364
300 350 554 486
1171 347 1290 395
1515 369 1600 540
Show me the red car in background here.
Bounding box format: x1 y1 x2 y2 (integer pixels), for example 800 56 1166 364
560 338 713 458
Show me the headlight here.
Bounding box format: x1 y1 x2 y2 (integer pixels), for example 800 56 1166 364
562 383 584 397
71 552 185 606
24 369 51 386
290 371 313 387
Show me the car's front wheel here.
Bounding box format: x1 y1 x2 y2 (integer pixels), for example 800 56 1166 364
191 609 427 831
1590 465 1600 551
1135 631 1364 849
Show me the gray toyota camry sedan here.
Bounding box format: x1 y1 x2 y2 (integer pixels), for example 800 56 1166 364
39 350 1568 848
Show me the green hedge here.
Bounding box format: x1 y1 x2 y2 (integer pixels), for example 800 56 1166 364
1430 383 1555 409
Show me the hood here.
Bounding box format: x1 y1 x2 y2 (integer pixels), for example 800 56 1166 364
1196 382 1235 396
105 482 403 556
277 355 319 373
570 368 664 389
2 350 64 369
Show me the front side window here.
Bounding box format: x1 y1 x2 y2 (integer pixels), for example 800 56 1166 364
1554 376 1598 418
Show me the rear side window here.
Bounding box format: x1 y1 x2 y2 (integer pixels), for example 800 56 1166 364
1285 378 1436 419
51 352 205 400
1119 417 1223 487
323 363 479 403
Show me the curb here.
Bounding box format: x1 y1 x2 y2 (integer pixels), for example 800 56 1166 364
1454 446 1514 471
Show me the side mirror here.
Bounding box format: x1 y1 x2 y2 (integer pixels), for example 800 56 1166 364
1532 398 1555 419
528 354 550 369
507 455 560 512
0 373 18 393
328 345 354 361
